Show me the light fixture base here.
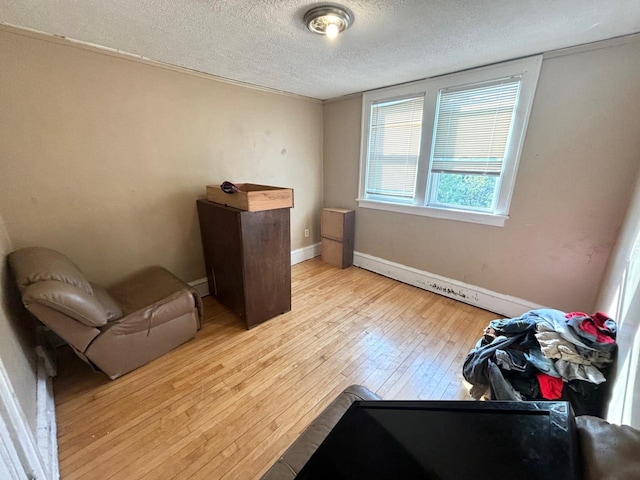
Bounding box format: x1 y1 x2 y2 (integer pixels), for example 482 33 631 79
304 5 353 37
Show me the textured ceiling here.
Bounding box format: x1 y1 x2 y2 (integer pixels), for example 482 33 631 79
1 1 639 100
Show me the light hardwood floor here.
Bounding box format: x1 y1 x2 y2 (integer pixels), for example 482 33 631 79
54 258 498 479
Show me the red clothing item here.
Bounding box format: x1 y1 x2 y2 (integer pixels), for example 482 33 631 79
592 312 615 329
579 319 615 344
566 311 615 344
536 373 564 400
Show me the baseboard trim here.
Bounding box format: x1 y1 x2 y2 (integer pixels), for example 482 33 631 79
190 243 321 297
291 243 321 266
188 278 210 297
353 251 544 318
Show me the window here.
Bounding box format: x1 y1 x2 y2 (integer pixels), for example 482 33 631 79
358 56 542 226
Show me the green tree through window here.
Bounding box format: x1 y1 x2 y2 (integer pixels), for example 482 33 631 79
435 174 497 210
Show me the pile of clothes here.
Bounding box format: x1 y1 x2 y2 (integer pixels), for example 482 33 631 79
463 309 617 417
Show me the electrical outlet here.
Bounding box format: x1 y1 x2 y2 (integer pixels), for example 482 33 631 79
304 228 310 237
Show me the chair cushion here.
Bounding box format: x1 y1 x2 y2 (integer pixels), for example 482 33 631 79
22 281 108 327
104 290 194 335
9 247 93 295
108 266 196 316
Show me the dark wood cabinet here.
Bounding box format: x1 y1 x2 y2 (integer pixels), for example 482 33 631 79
196 199 291 329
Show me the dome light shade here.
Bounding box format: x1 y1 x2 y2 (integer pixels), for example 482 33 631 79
304 5 353 38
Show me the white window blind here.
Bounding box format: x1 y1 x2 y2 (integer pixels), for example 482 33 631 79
366 96 424 198
431 79 521 176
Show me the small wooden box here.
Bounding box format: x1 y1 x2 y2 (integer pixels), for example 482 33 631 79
322 237 352 269
321 208 354 269
206 183 294 212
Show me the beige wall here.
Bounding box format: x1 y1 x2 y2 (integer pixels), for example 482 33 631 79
597 172 640 428
324 39 640 312
0 28 323 286
0 212 37 433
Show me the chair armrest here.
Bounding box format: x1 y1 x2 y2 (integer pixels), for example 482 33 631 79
103 289 195 336
261 385 381 480
27 303 100 352
576 415 640 480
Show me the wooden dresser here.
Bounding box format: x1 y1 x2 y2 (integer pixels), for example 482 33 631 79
196 199 291 329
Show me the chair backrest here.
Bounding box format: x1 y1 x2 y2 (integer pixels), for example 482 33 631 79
8 247 120 351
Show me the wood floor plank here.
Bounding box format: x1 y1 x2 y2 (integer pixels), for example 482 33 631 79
54 258 496 479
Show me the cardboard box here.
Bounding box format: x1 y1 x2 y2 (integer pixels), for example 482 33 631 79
321 208 355 269
206 183 293 212
322 237 352 269
321 208 354 241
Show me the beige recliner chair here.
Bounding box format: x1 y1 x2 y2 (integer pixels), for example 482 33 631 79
9 247 202 379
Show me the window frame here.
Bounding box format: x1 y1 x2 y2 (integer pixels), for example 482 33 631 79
357 56 543 227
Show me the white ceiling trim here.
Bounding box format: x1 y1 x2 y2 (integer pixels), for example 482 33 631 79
0 22 322 103
1 0 639 100
2 21 640 105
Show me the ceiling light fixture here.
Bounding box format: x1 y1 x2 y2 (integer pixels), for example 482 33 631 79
304 5 353 39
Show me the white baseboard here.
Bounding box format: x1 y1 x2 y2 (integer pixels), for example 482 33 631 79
188 277 210 297
353 251 544 318
190 243 321 297
291 243 321 265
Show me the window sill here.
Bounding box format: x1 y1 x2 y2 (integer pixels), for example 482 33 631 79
356 199 509 227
